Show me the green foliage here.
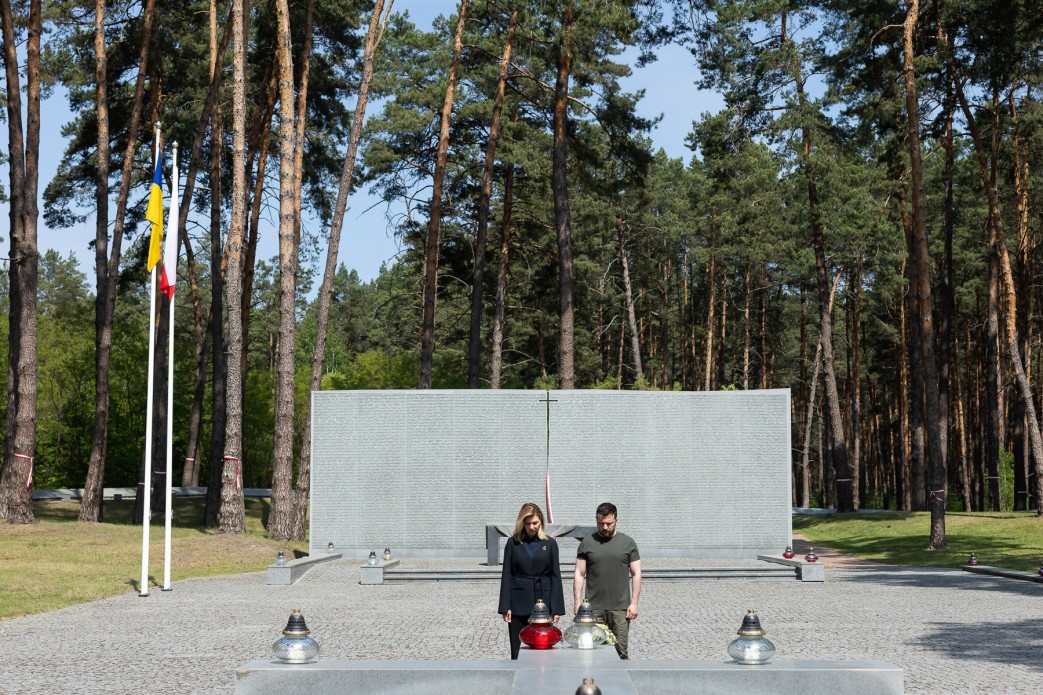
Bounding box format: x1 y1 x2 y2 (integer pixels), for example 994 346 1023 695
794 512 1043 573
999 449 1015 513
322 350 417 390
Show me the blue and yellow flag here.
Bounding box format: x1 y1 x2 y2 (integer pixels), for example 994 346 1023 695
145 152 164 271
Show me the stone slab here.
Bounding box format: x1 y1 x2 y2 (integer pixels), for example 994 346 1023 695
486 523 595 565
235 661 515 695
310 390 792 558
359 559 401 585
758 554 825 581
266 553 342 585
235 656 903 695
624 660 904 694
962 565 1043 584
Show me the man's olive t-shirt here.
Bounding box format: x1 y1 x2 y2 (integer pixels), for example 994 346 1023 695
577 531 640 611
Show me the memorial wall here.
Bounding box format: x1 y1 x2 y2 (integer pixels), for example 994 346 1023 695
309 389 792 559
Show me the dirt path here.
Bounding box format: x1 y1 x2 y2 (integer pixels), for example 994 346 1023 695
790 534 892 569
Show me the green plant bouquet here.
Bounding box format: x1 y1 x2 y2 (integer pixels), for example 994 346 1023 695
596 624 617 645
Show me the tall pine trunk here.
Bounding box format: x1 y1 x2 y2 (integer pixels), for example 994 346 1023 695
292 0 391 540
219 0 249 533
0 0 41 524
618 219 642 381
267 0 305 540
489 165 515 388
953 55 1043 515
902 0 946 548
552 5 576 389
80 0 157 523
420 0 468 388
785 11 851 511
202 102 226 526
82 0 112 521
468 8 516 388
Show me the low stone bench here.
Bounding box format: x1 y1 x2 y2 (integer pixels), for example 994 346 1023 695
359 558 400 585
962 564 1043 584
757 554 825 582
266 553 342 586
486 524 596 566
236 647 903 694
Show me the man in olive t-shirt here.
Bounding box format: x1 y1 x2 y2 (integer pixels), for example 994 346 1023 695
574 502 641 659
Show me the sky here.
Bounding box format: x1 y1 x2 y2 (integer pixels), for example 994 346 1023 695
7 2 723 285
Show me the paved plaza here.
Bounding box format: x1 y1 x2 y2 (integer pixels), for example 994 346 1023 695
0 555 1041 694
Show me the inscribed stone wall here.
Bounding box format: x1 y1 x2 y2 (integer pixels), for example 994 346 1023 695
310 390 791 558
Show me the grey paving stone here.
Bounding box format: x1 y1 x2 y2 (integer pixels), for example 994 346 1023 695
0 559 1040 694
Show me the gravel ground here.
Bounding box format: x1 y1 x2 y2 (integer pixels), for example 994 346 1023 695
0 556 1040 694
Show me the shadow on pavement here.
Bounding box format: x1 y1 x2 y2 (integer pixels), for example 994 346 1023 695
917 617 1043 671
835 566 1043 597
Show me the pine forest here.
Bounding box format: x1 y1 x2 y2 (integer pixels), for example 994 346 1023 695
1 0 1042 545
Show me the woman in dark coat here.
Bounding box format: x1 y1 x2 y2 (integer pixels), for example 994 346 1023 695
497 502 566 659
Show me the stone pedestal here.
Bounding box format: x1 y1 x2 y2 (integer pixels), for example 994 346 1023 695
236 650 903 694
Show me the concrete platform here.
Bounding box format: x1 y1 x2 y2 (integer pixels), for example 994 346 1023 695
962 564 1043 584
758 554 825 581
266 553 342 585
359 558 400 585
235 647 903 694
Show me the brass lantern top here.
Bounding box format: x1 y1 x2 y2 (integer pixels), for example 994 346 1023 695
528 598 553 624
574 598 597 624
282 609 311 636
736 610 765 637
576 677 602 695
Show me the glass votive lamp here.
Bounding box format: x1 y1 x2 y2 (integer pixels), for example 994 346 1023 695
272 609 320 663
563 599 606 649
519 599 562 649
727 610 776 665
275 551 288 566
383 546 392 561
367 550 378 566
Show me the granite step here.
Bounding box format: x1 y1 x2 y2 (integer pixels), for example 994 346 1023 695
381 565 797 583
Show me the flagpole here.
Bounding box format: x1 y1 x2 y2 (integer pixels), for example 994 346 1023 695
162 141 180 592
140 269 158 597
140 122 161 598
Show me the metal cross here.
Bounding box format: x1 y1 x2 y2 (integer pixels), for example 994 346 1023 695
539 390 557 522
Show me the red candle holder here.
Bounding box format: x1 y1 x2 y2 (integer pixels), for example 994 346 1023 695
805 548 818 563
967 552 979 566
782 545 794 559
520 622 562 649
519 598 562 650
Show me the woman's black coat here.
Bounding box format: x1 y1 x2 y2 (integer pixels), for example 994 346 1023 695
497 536 566 617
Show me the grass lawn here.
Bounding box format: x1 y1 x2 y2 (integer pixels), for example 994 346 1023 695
0 498 308 620
794 511 1043 572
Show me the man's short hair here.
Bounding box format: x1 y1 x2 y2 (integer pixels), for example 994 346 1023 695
596 502 617 518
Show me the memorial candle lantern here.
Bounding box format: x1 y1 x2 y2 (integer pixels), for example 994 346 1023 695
275 551 288 566
727 610 776 665
804 548 818 563
519 599 562 650
1037 561 1043 577
367 550 378 566
563 599 607 649
383 546 393 561
576 677 602 695
782 545 794 559
272 609 320 663
967 552 979 566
